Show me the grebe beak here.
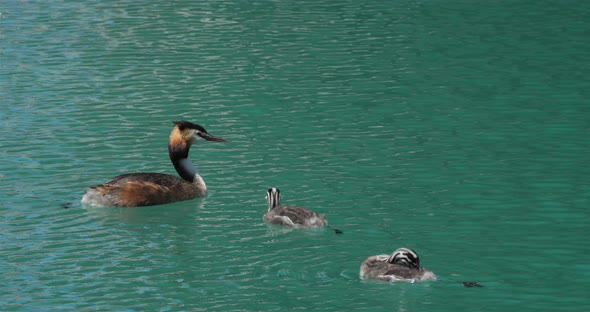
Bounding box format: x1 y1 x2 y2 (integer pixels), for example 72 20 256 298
198 132 227 142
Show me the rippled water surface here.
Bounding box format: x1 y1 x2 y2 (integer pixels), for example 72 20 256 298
1 1 589 311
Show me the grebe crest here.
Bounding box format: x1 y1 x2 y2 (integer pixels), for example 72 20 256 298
81 121 226 207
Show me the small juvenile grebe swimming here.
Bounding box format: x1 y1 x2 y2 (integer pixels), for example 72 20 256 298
360 247 436 282
264 188 342 233
81 121 226 207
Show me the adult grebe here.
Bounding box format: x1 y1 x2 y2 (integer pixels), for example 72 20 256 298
81 121 226 207
360 247 436 282
264 188 342 233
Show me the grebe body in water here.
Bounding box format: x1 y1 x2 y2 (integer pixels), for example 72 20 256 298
264 188 342 233
81 121 225 207
360 248 436 282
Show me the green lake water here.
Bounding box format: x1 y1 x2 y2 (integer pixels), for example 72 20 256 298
1 0 589 311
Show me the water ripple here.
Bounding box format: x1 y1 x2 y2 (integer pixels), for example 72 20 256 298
2 0 590 311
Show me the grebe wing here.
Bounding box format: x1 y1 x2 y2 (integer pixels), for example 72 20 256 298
380 263 434 281
380 264 421 279
87 172 196 207
361 255 435 282
102 172 182 186
272 205 326 226
360 257 412 279
360 256 391 277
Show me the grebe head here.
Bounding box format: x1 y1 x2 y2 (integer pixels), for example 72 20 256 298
387 248 421 269
172 120 226 144
167 121 225 183
266 187 282 211
169 121 225 155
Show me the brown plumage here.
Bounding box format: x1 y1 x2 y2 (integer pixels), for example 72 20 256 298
81 121 225 207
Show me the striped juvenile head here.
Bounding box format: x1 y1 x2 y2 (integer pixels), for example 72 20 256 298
266 187 282 211
387 247 421 269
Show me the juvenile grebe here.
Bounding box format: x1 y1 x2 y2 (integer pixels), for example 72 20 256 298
264 188 342 233
81 121 226 207
360 247 436 282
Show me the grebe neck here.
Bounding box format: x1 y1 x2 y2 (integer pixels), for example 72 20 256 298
266 188 282 211
169 144 200 182
175 158 201 182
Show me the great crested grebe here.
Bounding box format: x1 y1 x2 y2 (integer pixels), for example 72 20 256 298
360 247 436 282
264 188 342 234
81 121 226 207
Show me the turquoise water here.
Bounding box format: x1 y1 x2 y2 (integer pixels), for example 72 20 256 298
1 0 589 311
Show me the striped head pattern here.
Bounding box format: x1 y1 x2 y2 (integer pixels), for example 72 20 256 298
266 188 282 211
387 247 421 269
